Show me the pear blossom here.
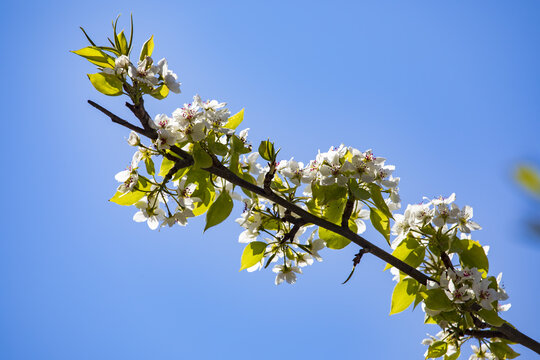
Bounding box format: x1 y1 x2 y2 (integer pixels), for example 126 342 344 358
473 278 499 310
454 204 482 233
157 58 181 93
174 179 201 209
133 198 166 230
278 158 306 186
128 56 159 86
446 279 473 303
305 230 325 262
272 263 302 285
114 151 143 193
103 54 131 75
469 344 495 360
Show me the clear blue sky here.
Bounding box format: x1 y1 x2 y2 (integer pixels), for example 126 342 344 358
1 1 539 359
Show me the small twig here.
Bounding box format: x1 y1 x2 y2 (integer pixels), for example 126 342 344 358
263 162 276 195
341 195 354 228
125 98 153 132
342 248 370 284
280 222 304 244
440 251 455 272
88 100 155 138
463 329 506 339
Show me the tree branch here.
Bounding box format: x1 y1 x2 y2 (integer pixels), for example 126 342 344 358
88 100 156 139
88 100 540 355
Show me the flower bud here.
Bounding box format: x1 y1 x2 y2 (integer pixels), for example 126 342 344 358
127 131 140 146
115 55 130 68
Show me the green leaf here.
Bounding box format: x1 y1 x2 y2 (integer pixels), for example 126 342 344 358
232 135 250 154
420 288 453 312
453 239 489 276
478 309 505 327
318 220 357 250
312 183 347 206
258 140 275 162
348 179 370 200
204 191 233 231
384 236 425 271
109 177 151 206
490 341 520 359
116 30 128 55
192 143 213 169
140 35 154 61
150 84 169 100
185 168 214 216
144 158 155 176
87 73 123 96
207 135 229 156
158 157 176 177
239 241 267 271
370 207 390 245
71 46 115 68
225 108 244 130
390 278 419 315
367 183 393 219
444 347 460 360
240 173 257 198
426 341 447 359
321 198 346 223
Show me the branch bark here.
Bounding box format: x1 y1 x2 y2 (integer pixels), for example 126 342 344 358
89 99 540 355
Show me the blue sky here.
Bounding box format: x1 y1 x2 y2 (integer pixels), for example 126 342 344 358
1 1 539 359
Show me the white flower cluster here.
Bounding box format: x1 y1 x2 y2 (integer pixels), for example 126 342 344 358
391 193 481 249
427 268 509 313
104 55 181 93
150 95 231 150
233 145 398 285
276 145 400 207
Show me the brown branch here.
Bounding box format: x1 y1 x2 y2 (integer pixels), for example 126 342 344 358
341 195 354 228
88 100 540 355
440 251 455 272
88 100 155 138
463 329 506 339
125 98 153 132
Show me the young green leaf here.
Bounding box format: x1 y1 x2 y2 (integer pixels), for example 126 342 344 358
490 341 520 359
72 47 116 68
318 218 357 250
87 73 124 96
239 241 267 271
140 35 154 61
258 140 275 162
204 191 233 231
419 288 453 311
390 278 419 315
144 157 155 176
312 183 347 206
384 236 425 271
367 183 393 219
158 157 176 177
109 178 151 206
116 30 128 55
370 207 390 245
224 108 244 130
192 143 213 169
478 309 505 327
150 84 169 100
348 179 370 200
426 341 447 359
453 238 489 276
318 227 351 249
